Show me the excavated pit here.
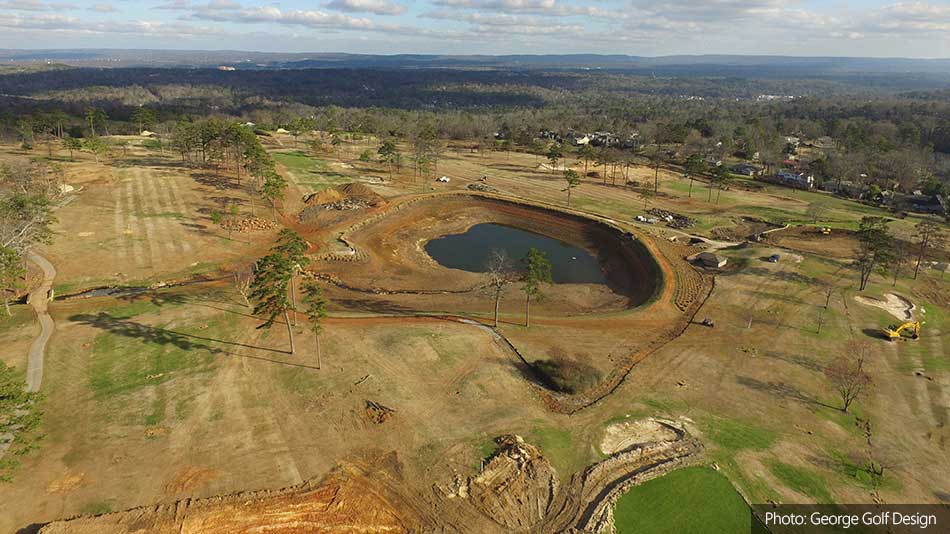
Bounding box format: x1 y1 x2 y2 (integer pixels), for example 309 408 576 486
320 194 663 315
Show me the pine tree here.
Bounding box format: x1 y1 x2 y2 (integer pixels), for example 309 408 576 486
273 229 309 326
302 281 328 369
521 248 552 328
249 252 296 354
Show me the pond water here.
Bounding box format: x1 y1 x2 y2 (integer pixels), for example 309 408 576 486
424 223 607 284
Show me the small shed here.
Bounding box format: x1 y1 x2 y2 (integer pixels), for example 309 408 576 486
697 252 728 268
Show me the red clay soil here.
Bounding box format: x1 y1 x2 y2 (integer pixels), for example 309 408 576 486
38 457 424 534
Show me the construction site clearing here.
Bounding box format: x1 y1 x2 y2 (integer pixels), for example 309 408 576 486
1 132 948 534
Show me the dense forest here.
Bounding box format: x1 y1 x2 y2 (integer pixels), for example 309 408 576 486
0 66 948 199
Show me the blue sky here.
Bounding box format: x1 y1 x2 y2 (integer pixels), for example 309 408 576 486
0 0 948 57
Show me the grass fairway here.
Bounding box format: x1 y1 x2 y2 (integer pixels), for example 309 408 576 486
614 467 750 534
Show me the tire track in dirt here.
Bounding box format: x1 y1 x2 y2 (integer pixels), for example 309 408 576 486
133 170 160 267
112 185 127 260
922 318 948 435
140 168 177 254
887 340 938 429
124 178 146 267
164 172 194 253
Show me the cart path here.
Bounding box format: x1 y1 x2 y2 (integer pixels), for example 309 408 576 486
25 251 56 393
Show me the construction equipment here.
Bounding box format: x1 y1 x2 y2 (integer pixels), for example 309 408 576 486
882 321 920 341
819 226 832 235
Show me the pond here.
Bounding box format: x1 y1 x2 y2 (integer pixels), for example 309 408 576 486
424 223 607 284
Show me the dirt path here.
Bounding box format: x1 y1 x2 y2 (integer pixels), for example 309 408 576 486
25 251 56 393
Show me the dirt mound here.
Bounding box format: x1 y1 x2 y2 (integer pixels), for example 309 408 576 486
365 400 396 424
600 418 680 455
465 435 559 530
39 461 420 534
337 183 385 205
303 188 345 205
304 183 384 207
300 183 386 223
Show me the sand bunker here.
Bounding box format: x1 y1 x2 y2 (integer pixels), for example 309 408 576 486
854 292 914 321
600 418 680 455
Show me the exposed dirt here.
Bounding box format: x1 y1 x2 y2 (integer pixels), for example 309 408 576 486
855 292 915 321
765 225 859 259
711 216 781 241
38 457 422 534
600 418 680 455
463 435 559 530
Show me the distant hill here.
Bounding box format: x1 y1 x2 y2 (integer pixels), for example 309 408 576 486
1 49 949 78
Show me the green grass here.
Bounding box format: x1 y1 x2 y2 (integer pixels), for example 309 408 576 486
702 416 777 453
0 305 34 336
79 500 114 516
614 467 751 534
273 151 349 189
767 460 834 503
529 423 585 475
87 314 223 399
274 365 319 395
144 390 167 426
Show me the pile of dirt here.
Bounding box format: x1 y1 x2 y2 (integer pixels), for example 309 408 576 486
464 435 558 531
221 216 275 233
300 183 386 222
302 188 345 205
336 183 385 205
365 400 395 424
646 208 695 229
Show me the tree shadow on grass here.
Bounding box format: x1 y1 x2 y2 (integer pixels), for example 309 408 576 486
69 312 288 356
69 312 322 369
736 375 837 410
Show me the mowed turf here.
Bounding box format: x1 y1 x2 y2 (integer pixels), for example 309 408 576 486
613 467 751 534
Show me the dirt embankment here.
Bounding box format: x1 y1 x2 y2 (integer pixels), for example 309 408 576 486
37 456 425 534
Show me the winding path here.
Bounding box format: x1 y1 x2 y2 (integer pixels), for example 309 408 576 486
25 251 56 393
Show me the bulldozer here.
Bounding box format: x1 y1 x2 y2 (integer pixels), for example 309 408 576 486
818 226 832 235
881 321 920 341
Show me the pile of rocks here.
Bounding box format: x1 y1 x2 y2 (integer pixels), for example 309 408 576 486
222 216 276 233
323 198 370 211
647 208 695 229
467 183 499 193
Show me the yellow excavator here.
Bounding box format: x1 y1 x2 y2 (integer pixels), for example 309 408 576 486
882 321 920 341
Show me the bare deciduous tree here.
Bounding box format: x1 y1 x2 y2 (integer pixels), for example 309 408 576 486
913 220 946 280
233 265 254 307
824 342 871 412
483 249 516 328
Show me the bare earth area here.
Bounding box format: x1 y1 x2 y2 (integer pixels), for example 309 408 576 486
2 134 949 533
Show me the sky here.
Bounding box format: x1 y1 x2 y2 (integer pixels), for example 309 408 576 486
0 0 948 57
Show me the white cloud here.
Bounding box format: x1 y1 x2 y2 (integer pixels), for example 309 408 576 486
89 3 116 12
325 0 406 16
432 0 566 15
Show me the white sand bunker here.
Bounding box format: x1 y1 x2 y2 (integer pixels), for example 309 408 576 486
600 418 679 455
854 292 914 321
